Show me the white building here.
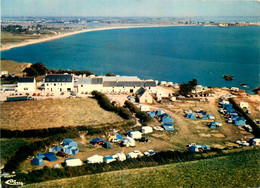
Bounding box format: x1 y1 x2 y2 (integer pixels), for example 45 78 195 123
45 74 74 92
17 77 36 92
76 76 156 94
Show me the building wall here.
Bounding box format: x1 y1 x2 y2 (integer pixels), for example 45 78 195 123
45 82 74 92
17 82 36 92
139 92 153 103
78 84 103 94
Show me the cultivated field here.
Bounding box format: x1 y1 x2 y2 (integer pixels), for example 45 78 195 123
25 149 260 188
0 98 124 130
1 59 32 75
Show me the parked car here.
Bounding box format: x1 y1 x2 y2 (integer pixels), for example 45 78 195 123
235 140 242 145
56 151 68 158
137 137 149 142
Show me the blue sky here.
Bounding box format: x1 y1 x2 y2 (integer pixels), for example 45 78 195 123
2 0 260 17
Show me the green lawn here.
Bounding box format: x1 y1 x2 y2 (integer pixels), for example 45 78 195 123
25 149 260 188
0 138 29 164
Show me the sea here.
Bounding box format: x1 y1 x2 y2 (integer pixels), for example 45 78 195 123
1 26 259 94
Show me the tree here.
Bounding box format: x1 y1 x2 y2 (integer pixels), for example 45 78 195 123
31 62 48 75
179 79 198 96
23 67 39 77
105 72 116 76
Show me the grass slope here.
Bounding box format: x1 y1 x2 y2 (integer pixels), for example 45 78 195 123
1 98 124 130
1 59 32 75
26 149 260 188
0 138 29 164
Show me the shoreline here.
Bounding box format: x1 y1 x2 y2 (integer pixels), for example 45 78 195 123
0 24 183 51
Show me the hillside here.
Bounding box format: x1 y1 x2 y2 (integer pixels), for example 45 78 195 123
25 149 259 188
1 59 32 75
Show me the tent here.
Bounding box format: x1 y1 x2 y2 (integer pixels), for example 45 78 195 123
202 115 207 119
87 155 103 164
104 156 116 163
64 158 83 167
112 153 126 161
128 131 142 139
235 117 246 126
142 126 153 134
201 145 211 150
63 146 79 155
115 133 123 140
156 109 165 116
162 116 174 123
31 156 45 166
186 113 196 119
147 111 155 118
209 124 216 129
62 139 78 147
160 113 170 118
208 114 215 120
90 138 103 145
53 164 61 169
189 146 199 152
230 115 239 121
162 124 174 131
42 152 58 162
222 104 233 109
102 141 111 149
52 145 61 153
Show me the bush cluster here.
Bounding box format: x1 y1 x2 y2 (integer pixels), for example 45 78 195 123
229 98 260 137
91 91 133 120
124 101 151 125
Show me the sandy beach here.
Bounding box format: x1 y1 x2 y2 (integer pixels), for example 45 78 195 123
0 24 178 51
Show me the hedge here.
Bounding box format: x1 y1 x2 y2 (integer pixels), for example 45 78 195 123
91 91 133 120
229 98 260 137
124 101 152 125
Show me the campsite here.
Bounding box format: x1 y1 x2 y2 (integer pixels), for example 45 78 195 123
1 86 259 186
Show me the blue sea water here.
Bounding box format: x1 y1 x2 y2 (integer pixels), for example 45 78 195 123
1 26 259 94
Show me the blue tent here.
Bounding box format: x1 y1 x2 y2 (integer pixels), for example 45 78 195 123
186 113 196 119
235 117 246 126
209 124 216 129
42 152 57 162
115 133 123 140
156 109 164 116
226 108 236 114
189 146 199 152
52 145 61 153
222 104 233 109
201 145 211 150
147 111 155 118
162 116 174 123
31 156 45 166
91 138 103 145
160 113 170 118
63 146 79 155
102 141 111 149
202 115 207 119
62 139 78 147
230 115 239 121
162 124 174 131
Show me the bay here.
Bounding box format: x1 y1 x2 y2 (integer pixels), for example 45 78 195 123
1 26 259 94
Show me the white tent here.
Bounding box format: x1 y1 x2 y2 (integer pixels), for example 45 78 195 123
141 126 153 134
53 164 61 169
122 137 135 147
112 153 126 161
129 131 142 139
87 155 104 164
64 158 83 167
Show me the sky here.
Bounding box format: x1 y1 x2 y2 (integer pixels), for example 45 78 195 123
1 0 260 17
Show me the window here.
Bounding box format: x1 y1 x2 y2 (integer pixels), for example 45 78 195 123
24 88 28 90
81 85 83 87
47 84 49 86
54 84 56 86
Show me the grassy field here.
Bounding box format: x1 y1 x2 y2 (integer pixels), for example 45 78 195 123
1 98 124 130
0 138 29 164
1 32 42 46
25 149 260 188
1 59 32 75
